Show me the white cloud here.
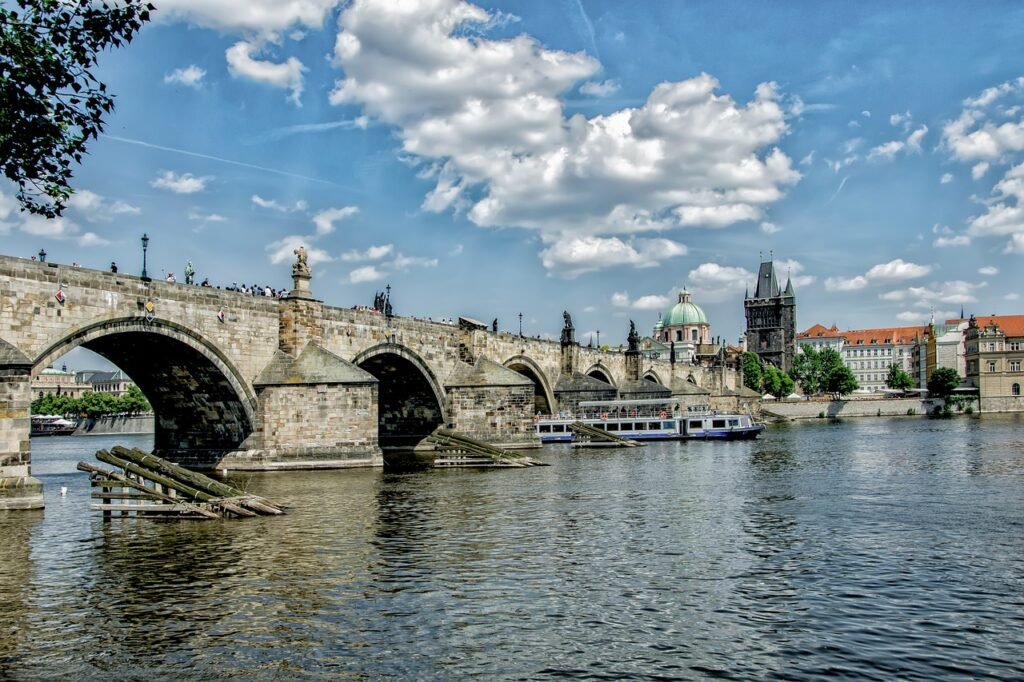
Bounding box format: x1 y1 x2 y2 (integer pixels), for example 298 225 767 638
979 266 999 275
686 262 754 302
962 78 1023 109
164 65 206 87
896 309 956 323
20 214 77 238
972 162 990 179
341 244 394 262
154 0 342 34
349 265 385 283
775 258 815 287
759 221 781 234
392 253 439 270
942 79 1024 162
226 40 306 105
188 210 227 223
906 125 928 152
252 194 306 212
890 111 912 128
266 235 333 266
1006 293 1021 301
865 258 931 281
824 275 868 291
1004 233 1024 254
880 280 983 307
940 173 953 184
66 190 140 222
328 1 799 273
968 164 1024 249
799 151 815 166
579 80 619 97
151 170 210 194
539 236 686 278
867 140 904 161
77 232 110 247
934 234 971 247
312 206 359 235
449 243 463 256
610 291 670 311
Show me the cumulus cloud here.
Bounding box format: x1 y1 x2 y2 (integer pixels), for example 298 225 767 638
906 125 928 152
897 309 956 323
775 258 815 287
328 0 799 273
826 258 930 291
579 79 619 97
252 194 307 212
77 232 110 247
226 40 306 105
164 65 206 87
154 0 342 34
1006 292 1021 301
20 214 78 238
868 140 905 161
972 162 990 179
610 291 671 311
349 265 385 283
890 111 912 128
266 235 333 266
979 266 999 275
881 280 983 308
392 254 439 270
67 190 140 222
539 236 686 278
686 262 755 302
760 221 781 234
967 163 1024 251
312 206 359 235
151 170 210 194
187 210 227 223
943 79 1024 163
341 244 394 261
940 173 953 184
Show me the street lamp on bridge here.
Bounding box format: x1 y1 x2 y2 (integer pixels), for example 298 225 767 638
518 312 523 337
140 233 150 281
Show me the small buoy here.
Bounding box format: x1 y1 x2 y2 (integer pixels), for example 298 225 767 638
60 486 68 496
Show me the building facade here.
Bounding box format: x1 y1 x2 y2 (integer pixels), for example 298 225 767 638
744 259 796 372
964 315 1024 412
797 323 926 391
653 290 711 364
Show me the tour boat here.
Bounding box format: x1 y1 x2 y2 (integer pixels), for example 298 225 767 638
534 398 764 443
30 415 78 436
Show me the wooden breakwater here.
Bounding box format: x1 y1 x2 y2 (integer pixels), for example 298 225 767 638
425 428 548 467
569 421 643 448
78 446 285 520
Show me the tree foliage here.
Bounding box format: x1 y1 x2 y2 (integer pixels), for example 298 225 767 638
763 365 795 399
31 386 151 418
741 352 764 392
885 363 914 391
927 367 961 400
806 348 859 399
1 0 153 217
790 346 823 394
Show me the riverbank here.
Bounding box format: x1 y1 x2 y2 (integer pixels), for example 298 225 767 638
73 414 154 435
761 396 940 420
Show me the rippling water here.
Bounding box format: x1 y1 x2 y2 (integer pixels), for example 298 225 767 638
3 416 1024 680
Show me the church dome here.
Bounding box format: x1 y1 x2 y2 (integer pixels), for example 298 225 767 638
663 290 708 327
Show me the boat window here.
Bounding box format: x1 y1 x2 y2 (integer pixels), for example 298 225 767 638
648 422 661 430
597 423 607 430
553 424 565 432
712 419 726 428
689 420 703 429
539 424 551 432
729 419 739 427
608 422 620 431
662 421 674 429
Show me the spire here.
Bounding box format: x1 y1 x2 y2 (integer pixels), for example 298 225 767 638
960 305 964 319
783 275 794 296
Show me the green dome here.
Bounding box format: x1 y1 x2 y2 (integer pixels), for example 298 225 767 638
663 290 708 326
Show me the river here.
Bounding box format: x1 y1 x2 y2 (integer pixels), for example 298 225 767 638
2 416 1023 680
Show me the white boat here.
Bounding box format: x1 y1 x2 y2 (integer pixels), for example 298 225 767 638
534 398 764 443
31 414 78 436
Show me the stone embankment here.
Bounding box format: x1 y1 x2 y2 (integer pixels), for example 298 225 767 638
761 396 940 421
74 414 155 435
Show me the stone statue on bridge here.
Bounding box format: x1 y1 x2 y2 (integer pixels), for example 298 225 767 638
560 311 575 345
184 260 195 285
627 320 639 352
293 246 311 276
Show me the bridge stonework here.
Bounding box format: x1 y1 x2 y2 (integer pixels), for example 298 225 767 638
0 255 739 509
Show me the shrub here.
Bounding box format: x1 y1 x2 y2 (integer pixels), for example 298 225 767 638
818 411 825 419
964 405 974 415
906 408 916 416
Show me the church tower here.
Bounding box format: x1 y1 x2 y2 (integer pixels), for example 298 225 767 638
743 258 797 372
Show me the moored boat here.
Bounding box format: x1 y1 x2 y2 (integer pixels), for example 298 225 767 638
534 398 763 443
30 415 78 436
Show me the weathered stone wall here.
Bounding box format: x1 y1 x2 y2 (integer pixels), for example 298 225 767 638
447 384 536 446
224 382 382 470
0 368 30 477
74 414 154 435
978 395 1024 413
761 397 936 420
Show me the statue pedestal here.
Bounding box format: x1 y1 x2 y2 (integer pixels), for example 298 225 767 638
289 271 313 300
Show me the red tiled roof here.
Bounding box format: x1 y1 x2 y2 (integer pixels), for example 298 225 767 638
840 326 927 346
975 315 1024 337
798 323 842 339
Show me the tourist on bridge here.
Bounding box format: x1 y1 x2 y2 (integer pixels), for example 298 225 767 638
110 262 117 273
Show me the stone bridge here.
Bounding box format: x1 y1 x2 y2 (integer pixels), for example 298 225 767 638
0 254 738 508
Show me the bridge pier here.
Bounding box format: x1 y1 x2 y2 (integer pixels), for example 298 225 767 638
445 358 540 447
0 344 43 510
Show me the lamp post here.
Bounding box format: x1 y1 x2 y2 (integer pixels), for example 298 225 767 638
38 248 46 263
518 312 523 337
597 329 600 347
140 233 150 281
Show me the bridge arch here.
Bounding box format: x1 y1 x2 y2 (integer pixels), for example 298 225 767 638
643 370 664 385
503 355 555 415
33 317 256 466
584 363 616 387
352 343 448 447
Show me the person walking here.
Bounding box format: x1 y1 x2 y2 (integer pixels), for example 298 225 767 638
110 262 118 273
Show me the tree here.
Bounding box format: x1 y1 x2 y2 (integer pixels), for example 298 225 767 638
117 384 150 415
885 363 914 391
824 365 859 399
1 0 153 217
741 352 764 392
790 346 823 394
763 365 795 399
927 367 961 400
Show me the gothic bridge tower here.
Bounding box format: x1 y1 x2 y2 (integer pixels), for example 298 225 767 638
743 258 796 372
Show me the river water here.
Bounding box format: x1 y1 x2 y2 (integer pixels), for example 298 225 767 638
2 416 1023 680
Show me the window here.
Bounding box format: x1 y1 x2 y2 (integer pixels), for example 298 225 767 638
989 361 997 372
691 328 698 342
1012 361 1021 372
539 425 551 433
1014 384 1021 396
712 419 726 428
989 343 996 351
676 330 683 342
1010 342 1022 351
689 420 703 429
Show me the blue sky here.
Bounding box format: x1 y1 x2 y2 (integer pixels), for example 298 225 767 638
5 0 1024 370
